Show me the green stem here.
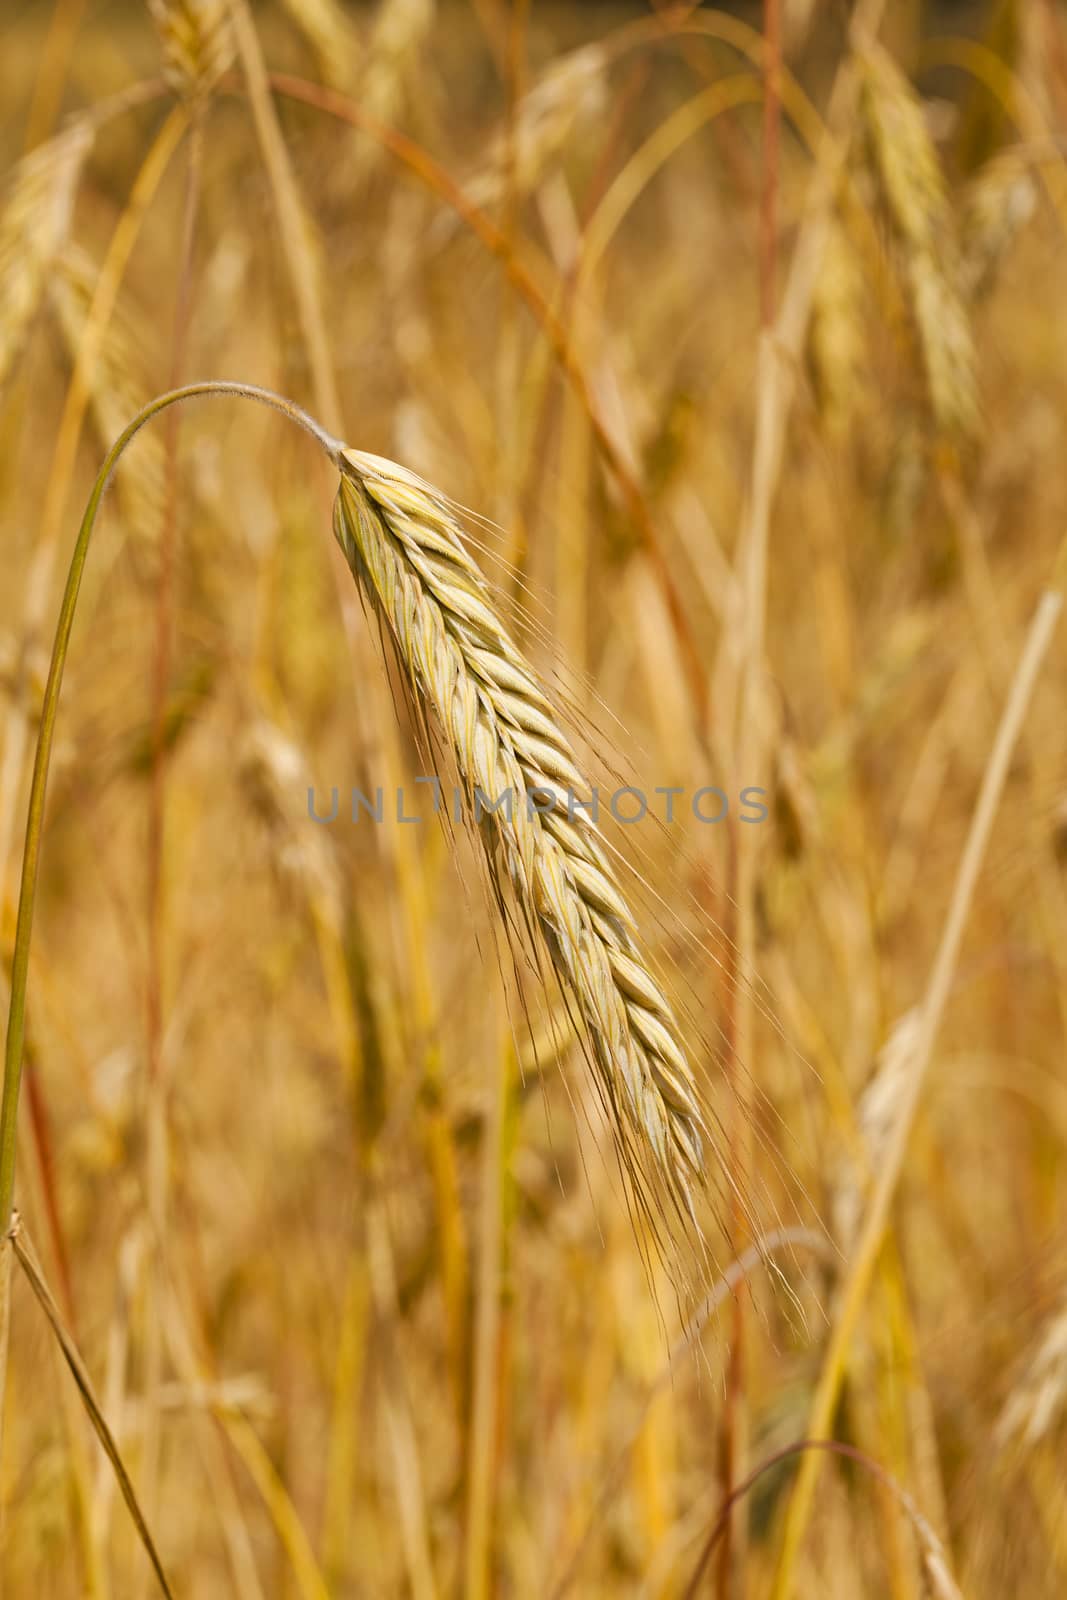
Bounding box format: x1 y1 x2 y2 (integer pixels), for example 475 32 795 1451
0 381 342 1233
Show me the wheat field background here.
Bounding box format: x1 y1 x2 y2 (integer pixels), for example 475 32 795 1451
1 0 1066 1595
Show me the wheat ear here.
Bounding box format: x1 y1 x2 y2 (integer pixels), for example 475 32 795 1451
148 0 235 99
0 117 93 392
860 41 978 437
333 450 708 1210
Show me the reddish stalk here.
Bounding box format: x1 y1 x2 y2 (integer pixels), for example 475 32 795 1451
24 1051 75 1323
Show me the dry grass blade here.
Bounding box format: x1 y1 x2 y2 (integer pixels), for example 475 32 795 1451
149 0 234 99
333 451 708 1214
0 116 93 391
8 1214 175 1600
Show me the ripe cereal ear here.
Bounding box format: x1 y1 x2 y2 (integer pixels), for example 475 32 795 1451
334 449 709 1216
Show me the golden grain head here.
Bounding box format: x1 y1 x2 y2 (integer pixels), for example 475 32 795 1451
807 212 866 435
860 42 978 437
0 118 93 391
148 0 234 98
48 244 167 542
332 447 708 1211
959 148 1038 299
905 251 979 438
861 41 947 252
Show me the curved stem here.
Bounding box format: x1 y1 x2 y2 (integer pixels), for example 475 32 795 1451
0 381 342 1232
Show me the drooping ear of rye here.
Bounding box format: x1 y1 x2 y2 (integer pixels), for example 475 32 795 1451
333 448 708 1211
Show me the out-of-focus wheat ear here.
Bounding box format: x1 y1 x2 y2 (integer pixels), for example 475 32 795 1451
0 116 93 393
807 211 867 436
831 1010 920 1251
905 251 980 439
995 1293 1067 1454
47 244 167 553
861 41 947 252
860 41 979 438
148 0 235 99
332 449 709 1216
237 718 344 931
959 147 1039 299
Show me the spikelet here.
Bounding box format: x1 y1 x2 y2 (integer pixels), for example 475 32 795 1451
861 43 978 437
47 244 166 548
959 148 1038 298
332 449 708 1211
148 0 234 99
0 117 93 391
